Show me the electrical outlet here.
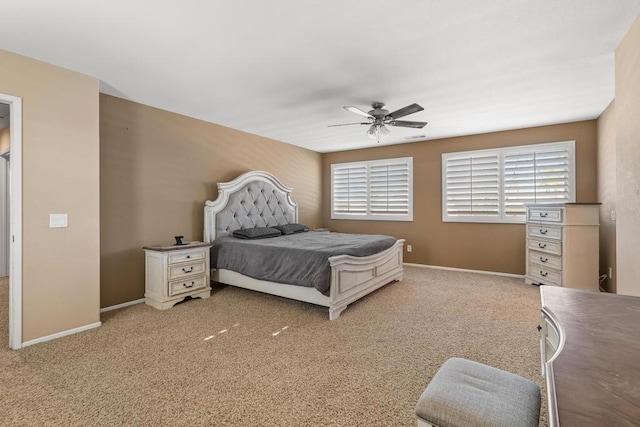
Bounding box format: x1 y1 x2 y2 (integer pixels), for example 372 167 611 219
609 267 613 279
406 244 412 253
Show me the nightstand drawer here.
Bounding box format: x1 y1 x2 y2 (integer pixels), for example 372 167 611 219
527 207 563 223
529 251 562 270
528 224 562 240
169 249 207 265
169 275 208 296
527 238 562 255
169 261 207 280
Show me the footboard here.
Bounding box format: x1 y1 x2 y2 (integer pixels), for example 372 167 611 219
328 239 404 320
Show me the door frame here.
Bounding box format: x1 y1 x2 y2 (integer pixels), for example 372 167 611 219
1 93 23 350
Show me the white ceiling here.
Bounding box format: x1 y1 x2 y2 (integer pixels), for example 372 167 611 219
1 1 639 153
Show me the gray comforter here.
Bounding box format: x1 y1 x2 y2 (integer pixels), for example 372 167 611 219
211 232 397 296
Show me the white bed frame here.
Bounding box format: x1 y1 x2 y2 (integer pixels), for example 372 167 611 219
204 171 404 320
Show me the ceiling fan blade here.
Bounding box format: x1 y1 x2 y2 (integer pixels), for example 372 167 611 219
328 122 369 127
386 103 424 120
343 106 374 119
389 120 428 129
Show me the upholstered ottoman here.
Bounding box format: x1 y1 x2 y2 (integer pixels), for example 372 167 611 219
415 358 540 427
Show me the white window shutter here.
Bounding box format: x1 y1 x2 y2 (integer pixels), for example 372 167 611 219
504 147 571 218
442 141 575 223
369 160 411 216
332 164 368 215
331 157 413 221
444 154 499 218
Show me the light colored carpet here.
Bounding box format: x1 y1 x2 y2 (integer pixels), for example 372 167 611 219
0 268 547 426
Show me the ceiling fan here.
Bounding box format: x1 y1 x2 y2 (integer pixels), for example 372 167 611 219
329 102 427 141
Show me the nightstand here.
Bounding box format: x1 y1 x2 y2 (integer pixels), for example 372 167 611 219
143 241 212 309
312 228 331 233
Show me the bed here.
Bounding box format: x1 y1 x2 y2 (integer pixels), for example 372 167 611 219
203 170 404 319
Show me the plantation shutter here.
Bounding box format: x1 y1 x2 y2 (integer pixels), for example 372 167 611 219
503 146 572 218
331 157 413 220
332 164 368 215
443 141 574 223
444 153 500 218
369 160 411 216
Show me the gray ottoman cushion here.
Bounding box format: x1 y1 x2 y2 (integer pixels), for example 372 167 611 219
415 358 540 427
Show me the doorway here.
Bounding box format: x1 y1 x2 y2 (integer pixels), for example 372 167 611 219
0 102 8 347
0 94 23 349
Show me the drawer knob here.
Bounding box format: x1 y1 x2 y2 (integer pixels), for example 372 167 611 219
537 325 542 332
183 281 195 288
540 257 548 263
540 212 548 218
538 243 547 249
186 255 191 259
540 229 548 235
540 271 548 277
182 267 194 273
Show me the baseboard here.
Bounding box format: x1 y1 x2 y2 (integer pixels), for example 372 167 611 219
403 262 524 279
100 298 145 313
22 321 102 348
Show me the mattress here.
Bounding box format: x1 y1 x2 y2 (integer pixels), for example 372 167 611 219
210 232 397 295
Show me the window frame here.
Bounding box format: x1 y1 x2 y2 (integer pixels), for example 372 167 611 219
331 157 413 222
442 141 576 224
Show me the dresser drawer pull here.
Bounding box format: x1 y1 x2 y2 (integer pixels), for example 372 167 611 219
183 281 195 288
182 267 194 273
539 257 548 263
540 229 548 235
538 243 547 249
540 212 548 218
540 271 548 277
186 255 191 259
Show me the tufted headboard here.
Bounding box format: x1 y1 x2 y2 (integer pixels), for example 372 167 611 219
204 171 298 243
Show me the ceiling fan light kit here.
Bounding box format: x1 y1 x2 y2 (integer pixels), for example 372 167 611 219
330 102 428 142
367 124 390 140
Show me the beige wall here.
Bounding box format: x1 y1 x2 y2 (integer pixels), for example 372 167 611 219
323 121 598 275
596 101 616 293
615 14 640 297
0 127 9 152
0 49 100 342
100 94 322 307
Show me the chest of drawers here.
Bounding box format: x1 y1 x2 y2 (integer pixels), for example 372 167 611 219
143 241 212 309
539 286 640 426
525 203 600 291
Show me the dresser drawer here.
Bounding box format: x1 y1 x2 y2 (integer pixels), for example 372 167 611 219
169 249 207 265
527 224 562 240
527 207 563 223
529 251 562 270
543 317 559 365
528 263 562 286
169 275 208 297
545 338 558 362
545 316 560 349
169 261 207 280
528 238 562 255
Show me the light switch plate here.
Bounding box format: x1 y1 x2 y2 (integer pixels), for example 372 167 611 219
49 213 68 228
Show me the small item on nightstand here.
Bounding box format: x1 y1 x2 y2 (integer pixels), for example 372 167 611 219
174 235 186 246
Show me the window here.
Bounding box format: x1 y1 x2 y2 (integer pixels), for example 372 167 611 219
442 141 575 223
332 157 413 221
